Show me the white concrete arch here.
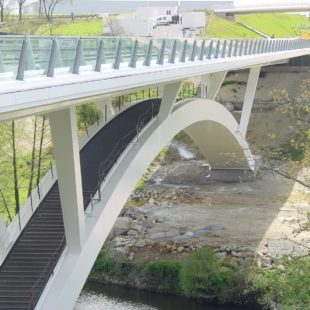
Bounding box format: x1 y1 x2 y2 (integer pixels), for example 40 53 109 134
38 99 255 309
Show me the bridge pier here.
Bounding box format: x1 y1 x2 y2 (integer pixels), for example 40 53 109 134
49 107 85 253
239 66 261 136
157 81 182 122
201 71 227 100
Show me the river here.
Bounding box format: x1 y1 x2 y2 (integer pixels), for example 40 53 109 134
75 282 251 310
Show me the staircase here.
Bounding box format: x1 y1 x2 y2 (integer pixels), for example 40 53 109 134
0 99 161 309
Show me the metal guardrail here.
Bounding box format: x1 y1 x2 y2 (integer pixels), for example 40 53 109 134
0 36 309 81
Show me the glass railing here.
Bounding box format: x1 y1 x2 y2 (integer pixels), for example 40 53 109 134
0 36 309 81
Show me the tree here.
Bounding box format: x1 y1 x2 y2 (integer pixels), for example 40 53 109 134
42 0 62 22
17 0 27 22
104 17 124 36
0 0 4 23
264 79 310 188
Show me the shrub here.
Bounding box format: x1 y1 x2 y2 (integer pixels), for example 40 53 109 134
145 260 182 293
246 257 310 309
180 247 241 303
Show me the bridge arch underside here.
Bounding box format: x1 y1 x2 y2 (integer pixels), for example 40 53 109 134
40 98 255 309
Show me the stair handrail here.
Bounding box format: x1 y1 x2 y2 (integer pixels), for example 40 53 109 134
28 235 66 309
88 101 157 211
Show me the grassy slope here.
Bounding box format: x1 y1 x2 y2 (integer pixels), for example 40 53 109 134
237 13 310 37
37 18 103 36
206 15 261 38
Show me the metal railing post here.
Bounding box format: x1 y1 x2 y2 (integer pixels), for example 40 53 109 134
16 36 28 81
221 40 227 58
113 38 122 69
72 38 83 74
228 40 233 57
129 39 138 68
143 39 153 66
180 40 187 62
95 39 104 72
243 40 249 56
190 40 197 61
169 40 177 64
207 40 214 59
215 40 221 59
239 40 244 56
233 40 239 57
199 39 205 61
157 39 166 65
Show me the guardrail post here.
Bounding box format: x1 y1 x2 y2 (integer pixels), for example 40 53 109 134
169 40 177 64
238 40 244 56
180 40 187 62
233 40 239 57
0 49 4 73
221 40 227 58
243 40 248 56
190 40 197 61
16 37 28 81
199 39 205 61
128 39 138 68
72 38 83 74
157 39 166 65
95 39 104 72
253 40 259 54
113 38 122 69
215 40 221 59
248 40 254 55
47 38 62 77
143 39 153 66
207 40 214 59
228 40 233 57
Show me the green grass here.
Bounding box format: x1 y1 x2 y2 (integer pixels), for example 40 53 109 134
37 18 103 36
206 15 261 38
237 13 310 38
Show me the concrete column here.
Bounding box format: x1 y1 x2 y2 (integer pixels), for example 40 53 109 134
239 66 261 137
157 81 182 122
49 107 85 253
200 71 227 100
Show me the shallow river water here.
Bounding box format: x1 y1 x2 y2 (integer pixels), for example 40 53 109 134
75 282 251 310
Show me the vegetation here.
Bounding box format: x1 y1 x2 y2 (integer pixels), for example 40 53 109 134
180 247 244 303
265 79 310 188
246 257 310 309
206 15 260 38
237 13 310 38
91 247 246 304
37 18 103 36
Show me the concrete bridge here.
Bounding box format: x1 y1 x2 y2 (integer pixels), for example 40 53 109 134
0 35 309 309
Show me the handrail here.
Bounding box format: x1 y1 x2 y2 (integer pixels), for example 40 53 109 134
28 235 66 309
88 101 157 212
0 36 308 81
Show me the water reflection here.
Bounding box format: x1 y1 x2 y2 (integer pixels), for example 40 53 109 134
75 282 250 310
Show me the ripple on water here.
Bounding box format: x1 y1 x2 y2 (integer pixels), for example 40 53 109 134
75 291 158 310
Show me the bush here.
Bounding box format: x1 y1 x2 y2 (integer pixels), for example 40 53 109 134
145 260 182 293
246 257 310 310
91 251 138 280
180 247 241 303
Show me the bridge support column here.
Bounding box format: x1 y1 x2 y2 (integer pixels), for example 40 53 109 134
239 66 261 137
49 107 85 253
201 71 227 100
158 81 182 122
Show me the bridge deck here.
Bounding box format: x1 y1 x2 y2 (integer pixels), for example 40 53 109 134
0 99 161 309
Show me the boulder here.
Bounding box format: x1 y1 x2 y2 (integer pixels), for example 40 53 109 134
111 217 132 237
